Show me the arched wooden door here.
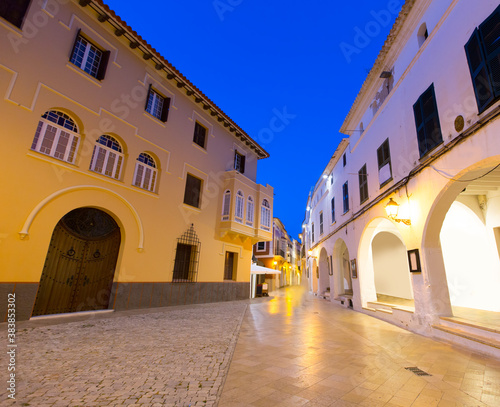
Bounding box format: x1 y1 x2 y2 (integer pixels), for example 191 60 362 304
32 208 120 316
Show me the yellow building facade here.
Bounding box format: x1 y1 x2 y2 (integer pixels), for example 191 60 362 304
0 0 273 320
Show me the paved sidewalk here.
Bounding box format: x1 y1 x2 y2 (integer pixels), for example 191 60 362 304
219 286 500 406
0 301 248 407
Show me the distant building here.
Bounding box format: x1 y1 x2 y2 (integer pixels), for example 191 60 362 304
303 0 500 358
0 0 273 320
253 218 301 292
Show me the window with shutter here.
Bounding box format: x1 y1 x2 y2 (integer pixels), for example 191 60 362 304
319 212 324 235
0 0 31 28
183 174 202 208
145 86 170 122
234 151 245 173
465 5 500 113
358 164 368 204
70 32 109 80
377 139 392 186
342 182 349 213
312 223 315 243
331 197 335 224
413 84 443 158
193 122 207 148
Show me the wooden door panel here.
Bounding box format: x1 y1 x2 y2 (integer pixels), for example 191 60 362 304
32 225 86 316
71 229 120 312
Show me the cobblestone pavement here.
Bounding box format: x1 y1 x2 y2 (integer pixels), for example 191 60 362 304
0 301 248 407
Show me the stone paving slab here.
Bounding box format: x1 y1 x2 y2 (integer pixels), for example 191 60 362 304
0 301 248 406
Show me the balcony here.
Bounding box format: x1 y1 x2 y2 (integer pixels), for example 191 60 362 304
216 170 273 244
274 249 285 258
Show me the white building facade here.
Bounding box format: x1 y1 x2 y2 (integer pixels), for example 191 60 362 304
303 0 500 358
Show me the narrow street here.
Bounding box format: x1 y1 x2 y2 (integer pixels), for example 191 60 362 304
2 287 500 406
219 286 500 406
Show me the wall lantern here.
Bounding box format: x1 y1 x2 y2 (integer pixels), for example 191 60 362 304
385 198 411 226
307 249 317 259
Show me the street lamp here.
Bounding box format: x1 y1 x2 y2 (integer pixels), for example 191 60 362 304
385 198 411 226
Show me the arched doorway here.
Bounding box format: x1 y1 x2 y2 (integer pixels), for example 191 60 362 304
332 239 352 298
32 207 121 316
311 258 318 293
358 217 412 308
318 248 330 296
372 232 413 301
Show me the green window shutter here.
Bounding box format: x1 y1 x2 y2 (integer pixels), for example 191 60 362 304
465 29 494 112
160 97 171 122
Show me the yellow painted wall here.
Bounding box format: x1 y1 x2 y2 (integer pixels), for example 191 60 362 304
0 1 272 287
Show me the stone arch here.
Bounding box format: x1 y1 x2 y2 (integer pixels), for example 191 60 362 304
318 247 330 295
358 217 412 306
332 238 351 298
422 156 500 316
19 185 144 251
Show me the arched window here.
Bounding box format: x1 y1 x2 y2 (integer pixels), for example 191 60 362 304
246 196 254 226
31 110 79 163
222 190 231 220
261 199 271 230
235 190 244 223
89 135 123 180
133 152 157 192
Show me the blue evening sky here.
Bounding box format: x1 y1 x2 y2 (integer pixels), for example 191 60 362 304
103 0 403 240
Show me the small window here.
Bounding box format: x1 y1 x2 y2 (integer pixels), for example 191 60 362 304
193 121 207 148
31 110 79 163
70 31 110 80
413 83 443 157
417 23 428 48
222 190 231 220
235 190 244 222
312 223 315 243
172 225 200 282
234 150 246 173
145 85 171 122
257 241 266 251
464 5 500 113
260 199 271 230
343 153 347 167
246 196 254 226
331 197 335 224
342 181 349 213
133 153 157 192
0 0 31 28
319 212 324 235
377 139 392 186
183 174 202 208
359 164 368 204
89 135 123 180
224 251 237 281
